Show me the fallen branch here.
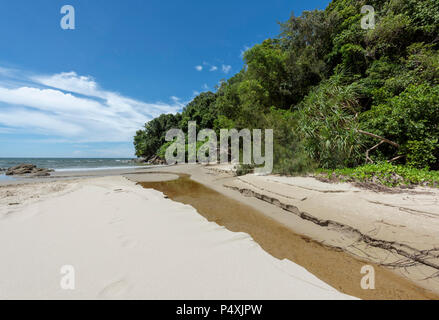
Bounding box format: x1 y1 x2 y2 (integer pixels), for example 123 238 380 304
354 129 402 163
357 129 400 148
365 141 384 164
388 155 405 163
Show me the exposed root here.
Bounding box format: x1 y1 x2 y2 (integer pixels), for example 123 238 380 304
225 184 439 276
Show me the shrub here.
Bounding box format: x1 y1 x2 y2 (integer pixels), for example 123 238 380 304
319 163 439 187
405 139 438 169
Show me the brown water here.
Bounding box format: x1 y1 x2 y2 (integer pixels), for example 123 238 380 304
139 173 438 300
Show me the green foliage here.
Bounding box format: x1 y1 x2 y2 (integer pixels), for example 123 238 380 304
180 91 218 132
244 39 292 109
235 164 255 176
156 140 174 159
133 113 181 159
213 115 235 132
405 43 439 85
365 13 413 58
280 10 332 103
361 84 439 168
266 108 316 174
296 76 364 168
319 162 439 188
134 0 439 180
405 139 438 169
394 0 439 35
156 139 207 160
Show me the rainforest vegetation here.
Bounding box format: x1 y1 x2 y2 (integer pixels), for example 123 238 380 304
134 0 439 186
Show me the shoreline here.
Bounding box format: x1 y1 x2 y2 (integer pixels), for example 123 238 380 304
1 164 438 299
0 166 167 185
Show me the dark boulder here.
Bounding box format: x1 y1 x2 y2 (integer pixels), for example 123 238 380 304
146 155 166 165
6 164 53 177
6 164 36 175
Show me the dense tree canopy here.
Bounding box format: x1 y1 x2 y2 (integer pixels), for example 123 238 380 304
135 0 439 172
134 113 181 158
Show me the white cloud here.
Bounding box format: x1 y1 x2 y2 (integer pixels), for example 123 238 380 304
170 96 181 104
0 67 15 77
195 65 203 71
0 69 184 143
209 66 218 72
33 72 99 97
222 64 232 74
0 107 82 136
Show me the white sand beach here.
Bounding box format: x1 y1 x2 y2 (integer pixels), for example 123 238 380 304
1 164 438 300
0 174 355 300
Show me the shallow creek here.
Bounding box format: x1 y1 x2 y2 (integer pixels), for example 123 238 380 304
138 172 438 300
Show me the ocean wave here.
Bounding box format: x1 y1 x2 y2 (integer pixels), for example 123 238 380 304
54 165 153 172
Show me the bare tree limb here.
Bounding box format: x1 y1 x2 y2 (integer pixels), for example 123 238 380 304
356 129 400 148
388 155 405 163
365 141 384 164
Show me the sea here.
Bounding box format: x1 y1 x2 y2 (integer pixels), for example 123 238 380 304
0 158 145 180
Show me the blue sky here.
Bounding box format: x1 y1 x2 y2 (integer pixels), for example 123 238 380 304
0 0 330 158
